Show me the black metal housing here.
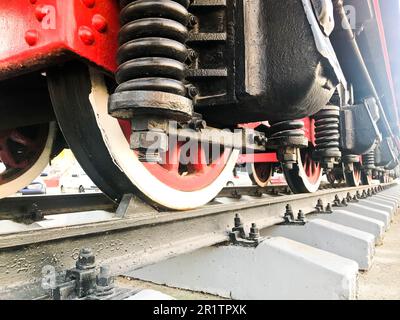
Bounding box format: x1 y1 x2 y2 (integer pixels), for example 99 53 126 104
188 0 339 126
340 97 381 155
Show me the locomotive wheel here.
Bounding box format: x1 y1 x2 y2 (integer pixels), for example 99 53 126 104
344 163 362 187
283 147 323 193
248 162 273 187
379 172 390 184
361 171 373 186
326 170 337 185
47 63 239 210
0 123 56 198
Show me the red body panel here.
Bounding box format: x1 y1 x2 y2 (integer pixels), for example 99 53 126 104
0 0 119 78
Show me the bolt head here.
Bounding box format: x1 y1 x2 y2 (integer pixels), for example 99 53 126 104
25 30 39 46
76 248 95 270
92 14 108 33
97 266 114 287
189 15 197 26
79 26 95 45
188 86 199 98
35 5 48 22
82 0 96 8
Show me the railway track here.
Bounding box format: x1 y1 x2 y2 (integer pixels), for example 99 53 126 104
0 181 396 299
0 193 117 221
0 182 346 221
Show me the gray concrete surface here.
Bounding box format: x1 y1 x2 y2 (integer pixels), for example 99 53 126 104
128 237 359 300
263 219 375 270
358 211 400 300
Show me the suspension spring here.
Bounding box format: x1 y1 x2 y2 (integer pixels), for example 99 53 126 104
109 0 195 121
268 120 308 169
268 120 308 148
362 151 376 170
313 105 341 168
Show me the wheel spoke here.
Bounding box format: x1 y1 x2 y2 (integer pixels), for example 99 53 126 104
9 130 35 147
161 142 180 173
192 144 208 173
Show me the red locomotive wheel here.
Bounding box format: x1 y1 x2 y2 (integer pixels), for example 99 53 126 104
344 163 362 187
248 162 273 187
0 123 55 198
283 146 323 193
118 120 232 192
48 63 239 210
326 170 337 185
361 171 373 186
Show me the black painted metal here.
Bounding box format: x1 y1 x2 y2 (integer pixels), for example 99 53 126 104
48 62 140 203
267 120 308 149
340 98 381 156
314 105 341 168
363 151 376 171
189 0 339 126
109 0 194 121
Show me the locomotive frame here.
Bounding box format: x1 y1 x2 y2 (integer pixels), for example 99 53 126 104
0 0 399 210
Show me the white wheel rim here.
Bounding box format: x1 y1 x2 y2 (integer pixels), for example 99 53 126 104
0 122 56 198
249 163 272 187
293 148 323 193
88 70 239 210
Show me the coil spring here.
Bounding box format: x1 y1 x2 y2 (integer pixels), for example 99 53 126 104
362 151 375 169
115 0 192 98
268 120 307 148
269 120 305 140
313 105 341 161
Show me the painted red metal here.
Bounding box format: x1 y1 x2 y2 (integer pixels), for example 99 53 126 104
118 119 232 192
0 0 119 79
237 153 278 164
302 117 315 146
301 151 321 184
0 128 44 170
238 117 315 164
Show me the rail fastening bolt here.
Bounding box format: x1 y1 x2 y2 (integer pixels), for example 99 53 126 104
285 204 294 220
316 199 324 211
234 214 242 228
326 203 333 213
76 248 96 270
297 210 305 221
249 223 260 240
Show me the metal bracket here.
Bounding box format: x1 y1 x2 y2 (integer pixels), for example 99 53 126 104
333 195 349 207
115 193 158 218
278 205 307 225
229 214 261 247
29 203 44 221
312 199 333 214
50 248 135 300
346 192 359 203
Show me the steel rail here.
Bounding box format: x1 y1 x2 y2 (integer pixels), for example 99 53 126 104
0 182 395 297
0 183 337 221
0 193 116 221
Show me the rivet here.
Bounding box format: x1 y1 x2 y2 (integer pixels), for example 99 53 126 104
35 5 47 22
92 14 108 33
81 0 95 8
25 30 39 46
79 26 95 45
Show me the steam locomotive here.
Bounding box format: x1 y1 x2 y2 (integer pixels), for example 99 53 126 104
0 0 399 210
